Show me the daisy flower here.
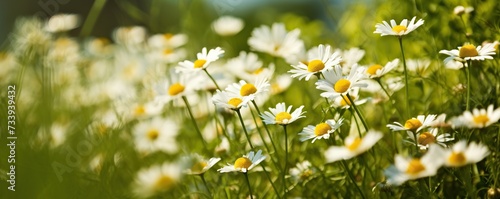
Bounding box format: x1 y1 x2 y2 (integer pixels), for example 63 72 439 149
439 43 496 64
288 44 342 81
260 102 306 125
212 16 244 36
113 26 146 47
225 78 270 102
289 161 316 183
154 72 203 105
133 117 179 154
331 88 368 109
406 128 454 150
176 47 225 73
443 140 489 167
406 59 431 77
132 162 182 198
335 47 365 74
387 114 437 133
248 23 304 58
298 118 344 143
225 51 274 82
385 144 445 185
212 90 250 111
218 150 266 173
45 13 80 33
184 154 221 175
147 33 188 49
454 6 474 16
315 64 367 100
374 16 424 37
451 105 500 128
324 130 383 163
365 58 399 79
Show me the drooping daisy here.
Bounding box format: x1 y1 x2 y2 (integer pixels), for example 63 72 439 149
133 117 179 154
324 130 383 163
212 90 250 111
365 58 399 79
225 78 270 102
374 16 424 37
385 144 445 185
315 64 367 100
212 16 245 36
45 14 80 33
406 128 454 150
298 118 344 143
288 44 342 81
176 47 225 73
439 43 496 64
218 150 266 173
132 162 182 198
451 105 500 128
184 154 221 175
387 114 437 133
443 140 489 167
260 102 306 125
248 23 304 58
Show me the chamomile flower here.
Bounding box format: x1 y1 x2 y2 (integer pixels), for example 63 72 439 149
212 90 250 110
218 150 266 173
324 131 383 162
225 51 274 82
45 14 80 33
113 26 146 48
365 59 399 79
439 43 496 63
154 72 203 105
454 6 474 16
248 23 304 58
299 118 344 143
176 47 225 73
385 144 445 185
406 59 431 77
387 114 437 133
133 117 179 154
335 47 365 74
315 64 367 100
443 140 490 167
261 102 306 125
288 44 342 81
212 16 245 36
374 16 424 37
225 78 270 102
184 154 221 175
147 33 188 49
289 161 316 183
406 128 454 150
451 105 500 128
132 162 182 198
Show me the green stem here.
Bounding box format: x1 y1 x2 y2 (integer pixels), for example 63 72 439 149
345 94 368 132
200 174 212 197
260 163 281 199
236 109 254 149
249 107 281 171
203 68 221 91
244 173 254 199
341 160 366 199
182 96 208 151
398 37 411 118
252 100 279 156
80 0 108 37
465 60 471 111
283 125 288 198
412 131 420 154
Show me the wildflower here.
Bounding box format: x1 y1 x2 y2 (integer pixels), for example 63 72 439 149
225 51 274 82
374 16 424 37
176 47 225 73
288 44 342 81
212 16 244 36
113 26 147 47
298 118 344 143
406 128 454 150
261 102 306 125
218 150 266 173
154 72 203 105
133 117 179 154
335 47 365 74
289 161 316 183
385 144 445 185
443 140 489 167
387 114 437 133
184 154 221 175
270 74 293 95
406 59 431 77
439 43 496 64
45 14 80 32
454 6 474 16
225 78 270 102
331 88 368 109
212 90 249 111
132 162 182 198
147 33 187 49
451 105 500 128
365 58 399 79
324 131 383 162
248 23 304 58
315 64 367 100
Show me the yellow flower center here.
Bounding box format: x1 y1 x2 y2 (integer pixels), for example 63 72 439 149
163 49 173 55
228 97 243 107
134 105 146 116
240 83 257 96
275 112 292 124
418 132 436 145
253 68 264 75
367 64 383 75
406 159 425 175
154 175 174 190
147 129 160 141
448 152 466 166
193 59 207 68
300 169 313 180
334 79 351 93
347 137 362 151
340 95 355 106
473 114 489 126
404 118 423 131
307 59 325 72
168 83 185 96
163 33 174 39
392 25 407 33
234 157 252 169
191 161 208 173
314 123 332 136
459 44 479 58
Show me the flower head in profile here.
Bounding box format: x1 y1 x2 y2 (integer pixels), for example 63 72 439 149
365 59 399 79
324 131 383 162
248 23 304 58
184 154 221 175
225 78 270 102
132 162 182 198
212 16 244 36
387 114 437 133
406 128 454 150
439 43 496 64
176 47 225 73
218 150 266 173
315 64 367 100
374 16 424 37
451 105 500 128
299 118 344 143
261 102 306 125
288 44 342 81
443 140 489 167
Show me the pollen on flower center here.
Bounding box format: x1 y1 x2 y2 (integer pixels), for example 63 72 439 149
134 105 146 116
168 83 185 96
392 25 407 33
193 59 207 68
234 157 252 169
163 33 173 39
404 118 423 131
347 138 362 151
340 95 355 106
314 123 332 136
275 112 292 124
448 152 466 165
307 59 325 72
147 129 159 140
334 79 351 93
191 161 208 173
154 175 174 190
367 64 383 75
240 83 257 96
406 159 425 175
459 44 479 58
228 97 243 107
418 132 436 145
473 114 489 126
163 49 173 55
